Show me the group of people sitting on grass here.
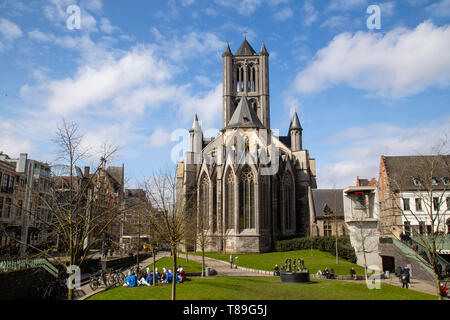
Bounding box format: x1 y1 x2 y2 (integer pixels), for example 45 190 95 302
123 267 187 287
316 267 335 279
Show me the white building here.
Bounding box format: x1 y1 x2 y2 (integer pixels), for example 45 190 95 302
343 185 382 270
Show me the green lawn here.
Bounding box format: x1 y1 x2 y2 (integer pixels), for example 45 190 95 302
192 250 365 276
145 257 206 274
89 276 435 300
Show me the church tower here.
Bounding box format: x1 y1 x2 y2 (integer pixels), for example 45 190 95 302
222 39 270 129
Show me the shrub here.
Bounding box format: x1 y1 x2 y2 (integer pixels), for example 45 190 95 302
274 236 357 263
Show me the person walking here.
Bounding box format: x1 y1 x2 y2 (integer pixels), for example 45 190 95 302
401 267 410 289
230 255 233 269
350 267 357 280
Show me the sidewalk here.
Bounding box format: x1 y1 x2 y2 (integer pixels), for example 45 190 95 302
177 253 271 277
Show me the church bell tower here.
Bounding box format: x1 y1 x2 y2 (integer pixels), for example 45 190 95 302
222 39 270 129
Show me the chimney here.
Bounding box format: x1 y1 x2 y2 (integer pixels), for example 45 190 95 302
84 166 90 177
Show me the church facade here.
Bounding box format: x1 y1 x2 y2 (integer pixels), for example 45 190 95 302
177 39 317 253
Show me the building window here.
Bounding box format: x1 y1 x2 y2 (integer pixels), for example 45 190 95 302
433 197 439 211
225 171 234 230
446 197 450 211
5 198 11 218
282 173 293 230
442 177 449 186
239 167 255 230
212 178 217 233
199 175 209 230
0 197 3 217
403 198 410 211
323 221 332 236
412 178 421 186
415 198 422 211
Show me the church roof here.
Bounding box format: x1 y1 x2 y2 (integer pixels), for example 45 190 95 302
235 38 257 56
289 110 303 131
312 189 344 219
226 96 265 129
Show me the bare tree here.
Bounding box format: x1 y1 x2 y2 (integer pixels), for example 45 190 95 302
381 138 450 299
143 167 195 300
6 119 124 300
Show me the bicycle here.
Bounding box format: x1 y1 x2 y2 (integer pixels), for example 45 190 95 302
109 268 126 286
89 270 110 291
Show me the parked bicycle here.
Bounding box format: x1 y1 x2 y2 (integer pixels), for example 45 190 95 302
109 268 126 287
89 270 110 291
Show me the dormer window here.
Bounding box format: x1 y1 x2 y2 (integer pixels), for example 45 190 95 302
442 177 449 186
431 177 438 186
413 178 421 186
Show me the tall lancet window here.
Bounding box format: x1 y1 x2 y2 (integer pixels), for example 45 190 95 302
200 175 209 230
239 167 255 230
225 170 235 230
212 177 217 233
248 65 257 92
282 172 293 230
236 65 244 92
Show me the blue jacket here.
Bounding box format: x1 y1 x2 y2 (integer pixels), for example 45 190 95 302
126 275 137 287
166 272 173 283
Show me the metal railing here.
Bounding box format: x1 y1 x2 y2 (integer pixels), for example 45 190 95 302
0 257 59 277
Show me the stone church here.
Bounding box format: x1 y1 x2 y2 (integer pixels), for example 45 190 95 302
177 39 317 253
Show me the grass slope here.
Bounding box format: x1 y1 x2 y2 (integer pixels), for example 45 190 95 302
89 276 435 300
193 250 365 275
145 257 205 274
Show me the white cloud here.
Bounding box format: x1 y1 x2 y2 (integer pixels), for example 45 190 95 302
303 1 318 26
427 0 450 18
149 128 172 148
41 46 171 116
320 15 350 30
274 7 294 21
327 0 367 11
0 18 22 41
181 0 195 6
294 21 450 98
214 0 262 15
153 31 225 63
28 29 54 42
317 118 450 188
100 18 118 34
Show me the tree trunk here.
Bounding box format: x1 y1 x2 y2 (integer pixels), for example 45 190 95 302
152 246 156 287
172 246 177 301
202 247 205 277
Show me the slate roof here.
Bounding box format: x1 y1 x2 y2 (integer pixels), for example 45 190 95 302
226 96 265 129
312 189 344 219
235 38 257 56
382 155 450 191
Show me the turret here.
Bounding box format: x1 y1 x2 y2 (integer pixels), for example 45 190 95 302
289 110 303 151
190 113 203 154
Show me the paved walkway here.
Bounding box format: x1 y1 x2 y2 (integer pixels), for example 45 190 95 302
177 253 270 277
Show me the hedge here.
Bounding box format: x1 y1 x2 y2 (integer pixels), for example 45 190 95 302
274 236 357 263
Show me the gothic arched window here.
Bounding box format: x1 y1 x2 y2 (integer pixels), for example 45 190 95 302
239 167 255 230
236 65 244 92
282 172 293 230
225 170 235 230
212 177 217 233
200 175 209 230
247 64 257 92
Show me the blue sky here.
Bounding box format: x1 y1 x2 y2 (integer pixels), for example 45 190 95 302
0 0 449 188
